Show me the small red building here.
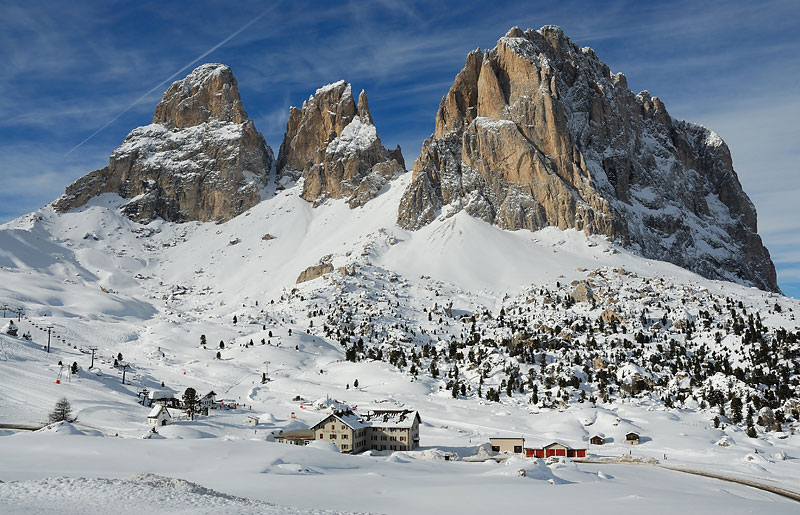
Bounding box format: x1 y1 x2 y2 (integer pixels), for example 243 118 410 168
525 441 586 459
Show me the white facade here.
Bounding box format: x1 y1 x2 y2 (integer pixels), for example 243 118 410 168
147 405 171 427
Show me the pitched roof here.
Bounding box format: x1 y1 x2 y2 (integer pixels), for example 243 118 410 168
311 410 367 430
543 441 571 449
363 409 420 428
148 405 170 418
148 389 175 400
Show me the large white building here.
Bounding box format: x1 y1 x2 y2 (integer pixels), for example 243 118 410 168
307 408 421 454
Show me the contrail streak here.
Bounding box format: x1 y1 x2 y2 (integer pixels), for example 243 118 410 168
65 6 277 156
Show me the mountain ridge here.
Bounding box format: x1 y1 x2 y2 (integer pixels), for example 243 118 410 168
48 26 778 293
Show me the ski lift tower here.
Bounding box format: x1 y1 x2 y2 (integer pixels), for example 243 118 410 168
262 361 270 383
121 363 131 385
46 323 54 353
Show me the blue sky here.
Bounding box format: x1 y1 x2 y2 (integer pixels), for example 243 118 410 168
1 1 798 296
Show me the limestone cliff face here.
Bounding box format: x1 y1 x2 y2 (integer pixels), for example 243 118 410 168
398 26 778 292
54 63 273 223
277 81 404 208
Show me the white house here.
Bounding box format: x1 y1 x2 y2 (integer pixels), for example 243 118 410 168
200 391 217 409
148 404 171 427
245 415 259 426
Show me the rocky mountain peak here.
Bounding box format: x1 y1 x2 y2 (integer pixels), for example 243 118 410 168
54 63 272 223
398 25 778 292
152 63 248 129
357 89 373 124
277 80 404 208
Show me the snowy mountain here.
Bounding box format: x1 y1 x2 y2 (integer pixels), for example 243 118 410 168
0 25 798 514
53 63 273 223
398 26 778 292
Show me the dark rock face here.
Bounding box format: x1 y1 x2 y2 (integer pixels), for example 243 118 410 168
54 63 273 223
398 26 778 292
277 80 404 208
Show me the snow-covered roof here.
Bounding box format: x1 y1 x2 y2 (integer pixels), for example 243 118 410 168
543 441 571 449
148 405 170 418
310 408 421 431
148 390 175 400
311 411 368 430
362 409 420 429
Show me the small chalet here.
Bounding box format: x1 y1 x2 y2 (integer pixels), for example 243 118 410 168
245 415 259 426
3 320 18 336
625 432 640 445
590 434 605 445
200 391 217 409
526 441 586 459
275 429 315 446
489 437 525 454
148 404 171 427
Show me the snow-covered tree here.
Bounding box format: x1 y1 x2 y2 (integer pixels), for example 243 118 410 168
48 397 76 423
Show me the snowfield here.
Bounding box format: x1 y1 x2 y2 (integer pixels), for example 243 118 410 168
0 175 798 513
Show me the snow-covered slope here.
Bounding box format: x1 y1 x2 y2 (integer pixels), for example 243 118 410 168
0 175 798 513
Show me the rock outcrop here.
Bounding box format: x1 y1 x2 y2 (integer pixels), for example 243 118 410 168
277 80 404 207
296 257 334 284
397 26 778 292
54 64 273 223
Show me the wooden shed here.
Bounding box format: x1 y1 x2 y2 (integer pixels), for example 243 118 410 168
626 432 640 445
590 434 605 445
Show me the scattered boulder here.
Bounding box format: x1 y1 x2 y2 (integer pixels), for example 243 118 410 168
570 282 594 303
600 308 623 324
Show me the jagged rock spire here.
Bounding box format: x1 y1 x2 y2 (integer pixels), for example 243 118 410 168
277 80 404 208
54 63 273 223
398 26 778 292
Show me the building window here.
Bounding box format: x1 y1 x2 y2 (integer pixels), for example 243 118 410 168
390 436 396 441
330 434 337 439
491 446 500 452
400 437 405 441
382 436 387 441
342 425 346 430
342 434 348 439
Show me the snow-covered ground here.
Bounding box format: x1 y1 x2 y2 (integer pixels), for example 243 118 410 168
0 178 798 513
